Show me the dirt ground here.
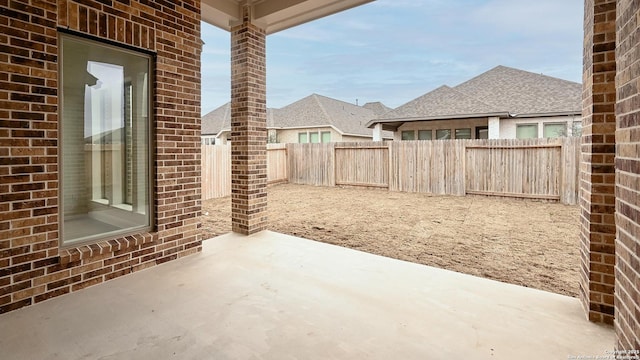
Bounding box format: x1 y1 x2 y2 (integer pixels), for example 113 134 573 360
201 183 580 297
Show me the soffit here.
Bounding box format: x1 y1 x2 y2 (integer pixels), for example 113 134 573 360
201 0 374 34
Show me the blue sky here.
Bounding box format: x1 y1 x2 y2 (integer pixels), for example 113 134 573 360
200 0 583 114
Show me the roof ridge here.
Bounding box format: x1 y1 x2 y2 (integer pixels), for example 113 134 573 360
311 94 336 129
454 65 581 88
314 93 363 109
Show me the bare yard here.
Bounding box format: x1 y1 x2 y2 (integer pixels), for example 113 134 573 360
201 184 580 297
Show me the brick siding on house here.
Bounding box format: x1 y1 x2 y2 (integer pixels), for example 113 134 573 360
614 0 640 350
230 6 268 235
579 0 617 325
0 0 202 314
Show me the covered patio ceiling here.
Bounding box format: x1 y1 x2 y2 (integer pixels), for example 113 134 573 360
202 0 374 34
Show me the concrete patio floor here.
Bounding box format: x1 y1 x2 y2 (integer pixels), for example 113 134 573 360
0 231 614 359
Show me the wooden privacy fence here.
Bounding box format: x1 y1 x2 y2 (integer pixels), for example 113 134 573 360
202 138 581 204
286 137 580 204
201 144 230 199
267 144 288 184
201 144 287 200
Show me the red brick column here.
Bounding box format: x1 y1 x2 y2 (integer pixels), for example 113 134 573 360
614 0 640 350
230 6 268 235
579 0 616 325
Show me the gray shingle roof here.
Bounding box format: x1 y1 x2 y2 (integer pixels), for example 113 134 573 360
202 103 275 136
273 94 391 137
453 65 581 115
381 85 501 120
362 102 393 117
201 102 230 136
374 66 581 126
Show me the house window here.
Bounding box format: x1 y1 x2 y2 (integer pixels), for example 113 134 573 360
310 132 320 143
436 129 451 140
321 131 331 143
418 130 432 140
455 128 471 139
516 124 538 139
298 132 308 143
267 129 278 143
543 123 567 138
476 126 489 139
572 121 582 137
401 130 415 140
60 34 152 245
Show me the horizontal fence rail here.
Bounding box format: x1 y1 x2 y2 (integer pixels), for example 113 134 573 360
201 137 580 204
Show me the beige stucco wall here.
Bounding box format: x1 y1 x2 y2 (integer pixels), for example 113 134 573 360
396 118 489 141
499 115 581 138
341 135 373 142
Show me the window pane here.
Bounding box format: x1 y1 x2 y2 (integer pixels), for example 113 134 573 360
401 131 415 140
543 123 566 138
436 129 451 140
321 131 331 143
61 35 151 245
298 132 308 143
455 128 471 139
476 127 489 139
516 124 537 139
572 121 582 137
310 132 320 143
267 129 277 143
418 130 432 140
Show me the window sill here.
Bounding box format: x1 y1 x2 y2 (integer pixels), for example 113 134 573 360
59 232 156 264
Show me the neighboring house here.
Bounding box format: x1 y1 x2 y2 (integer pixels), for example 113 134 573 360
273 94 393 143
202 94 393 144
201 103 231 145
367 66 582 140
201 103 276 145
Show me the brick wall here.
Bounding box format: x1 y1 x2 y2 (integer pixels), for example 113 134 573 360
614 0 640 350
579 0 617 325
230 6 268 235
0 0 202 313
